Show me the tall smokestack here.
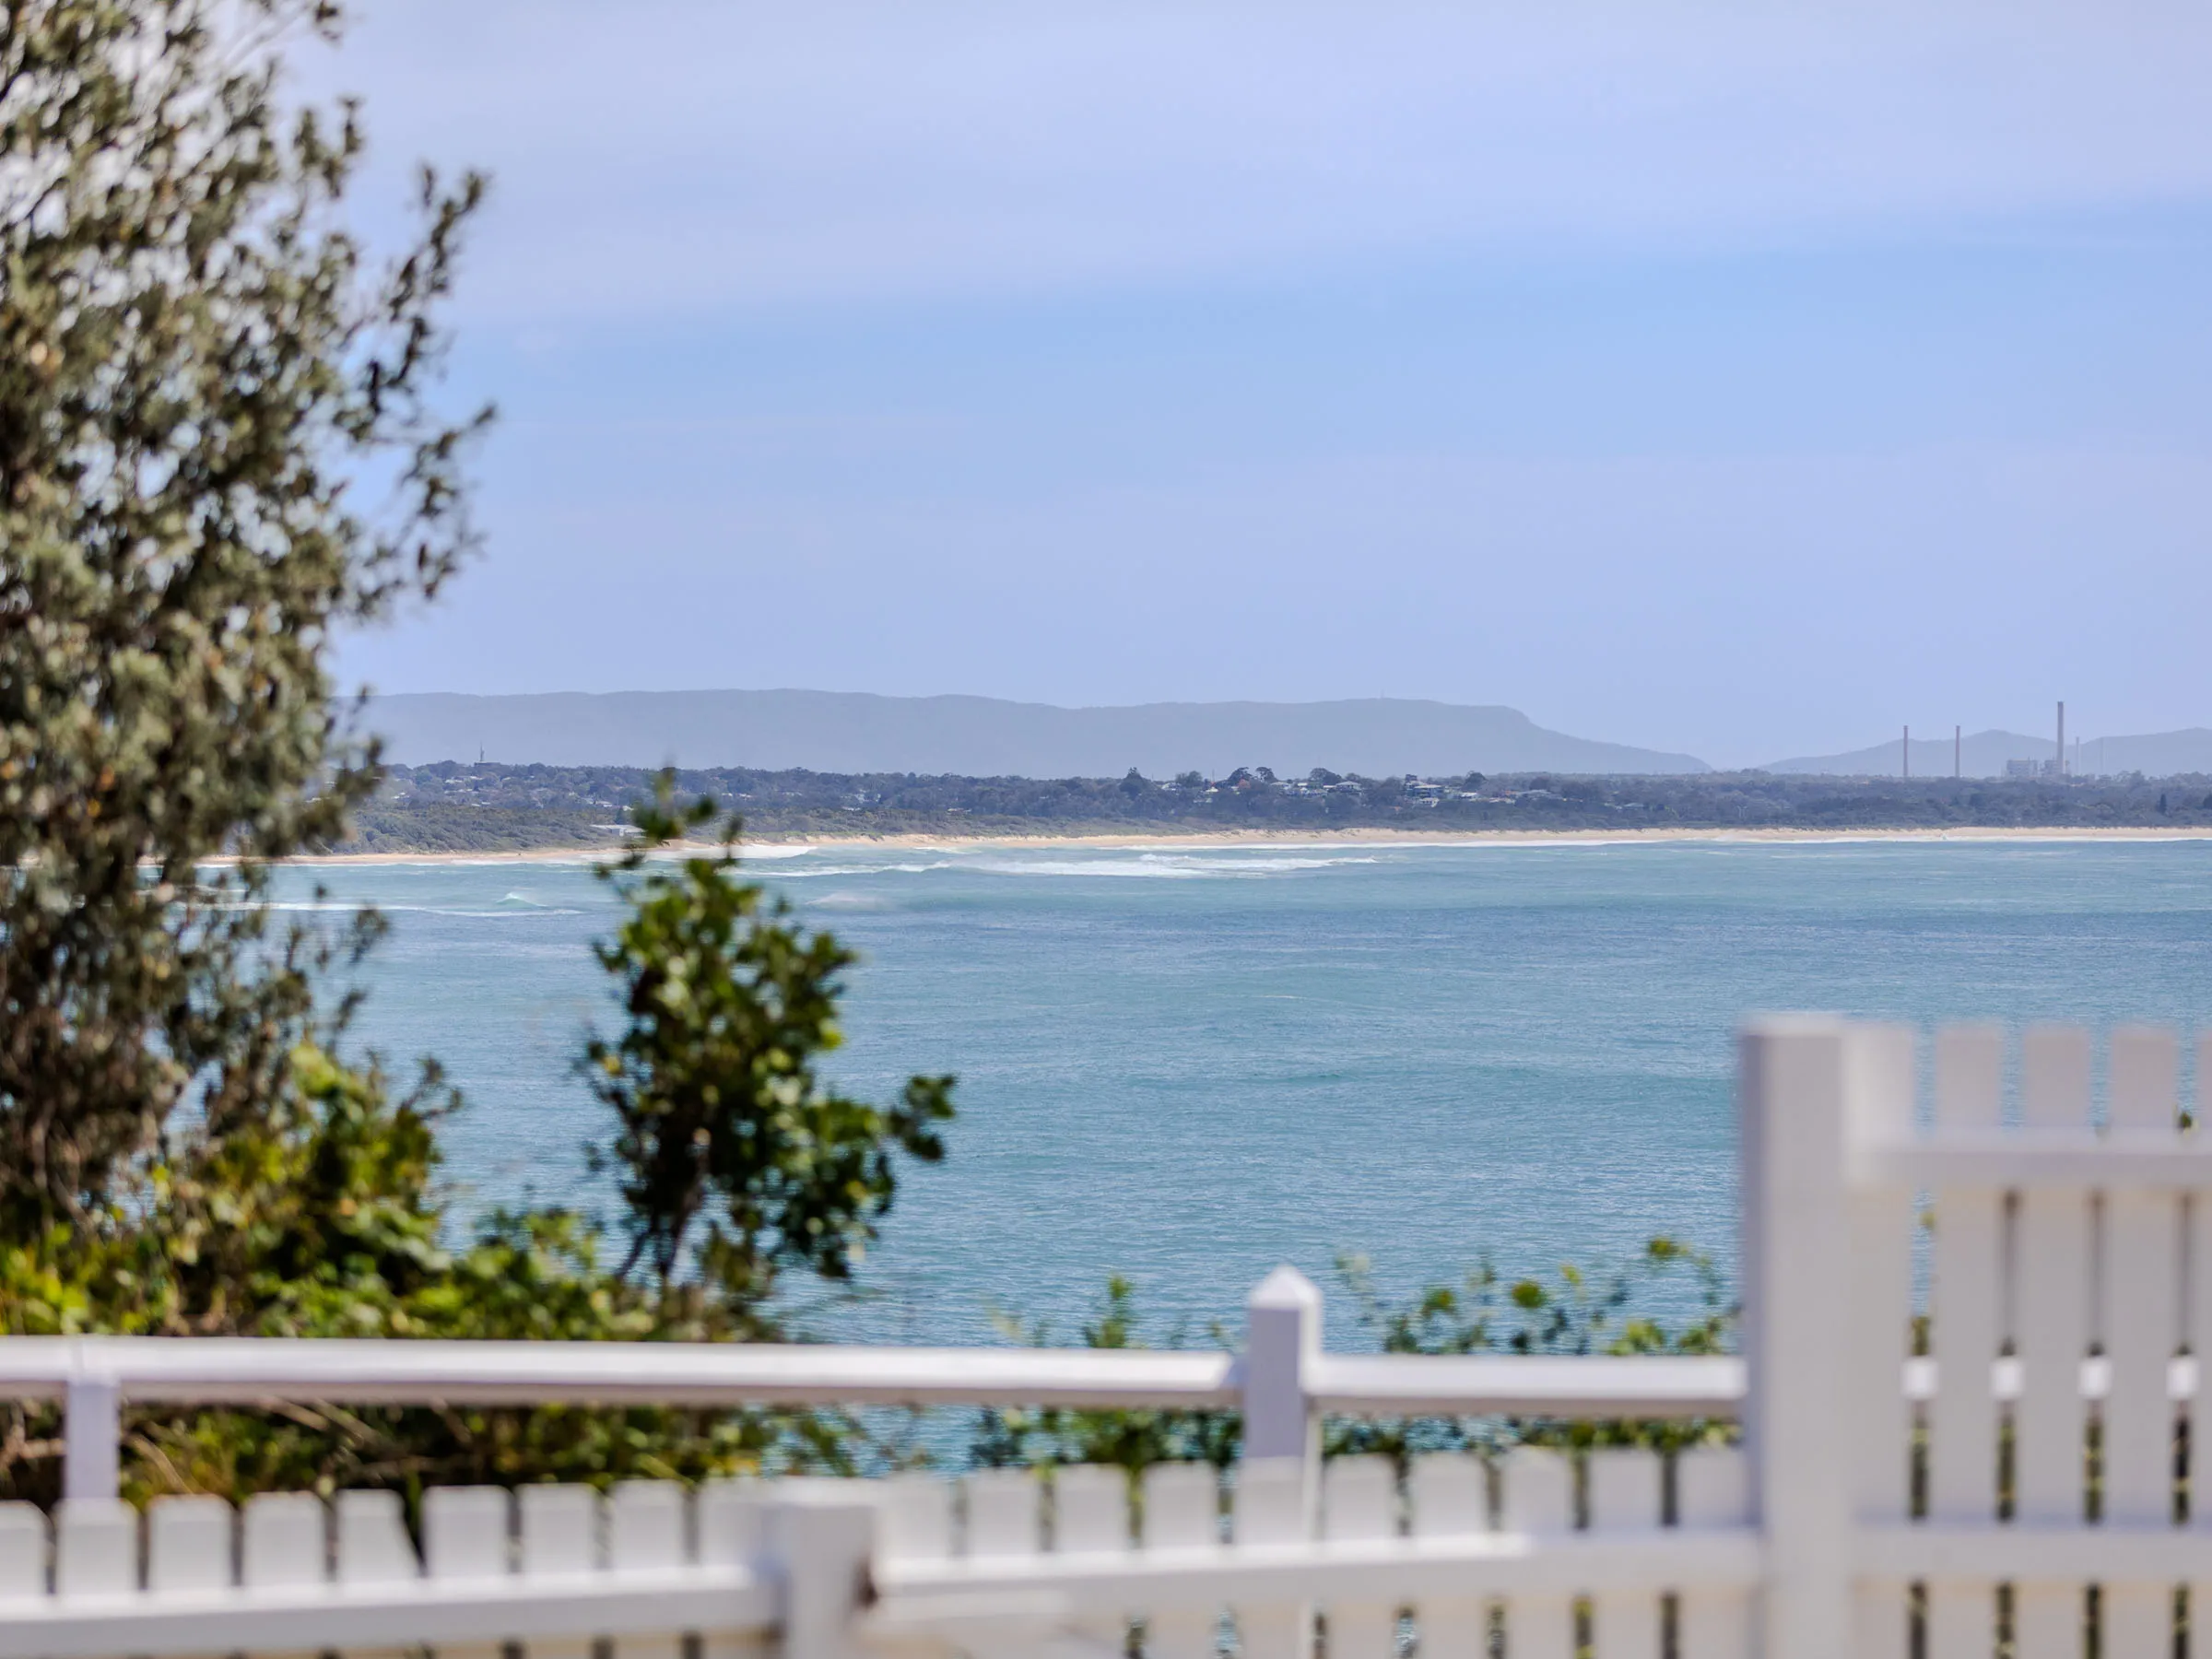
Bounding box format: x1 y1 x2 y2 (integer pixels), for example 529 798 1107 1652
1903 725 1910 780
2057 701 2065 779
1955 725 1960 779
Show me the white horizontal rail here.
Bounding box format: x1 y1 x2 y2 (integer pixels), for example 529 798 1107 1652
1901 1353 2193 1402
0 1336 1749 1417
1858 1127 2212 1189
870 1531 1766 1624
0 1338 1238 1409
0 1566 772 1659
1856 1524 2212 1585
12 1339 2192 1418
1310 1353 1743 1416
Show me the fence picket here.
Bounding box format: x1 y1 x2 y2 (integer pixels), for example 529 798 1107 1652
425 1487 511 1659
879 1469 954 1567
1409 1453 1490 1659
336 1488 418 1583
1055 1465 1129 1552
948 1469 1046 1659
1674 1448 1750 1659
699 1478 765 1560
965 1468 1042 1559
2100 1028 2183 1659
2013 1026 2093 1659
1142 1463 1220 1659
241 1487 326 1659
1322 1455 1397 1659
1234 1458 1314 1659
698 1479 770 1659
1851 1025 1917 1659
337 1489 421 1659
424 1485 509 1579
1587 1450 1662 1659
0 1503 44 1602
1500 1448 1574 1659
242 1490 324 1588
1927 1025 2003 1659
520 1484 601 1659
146 1495 230 1594
1055 1465 1134 1658
53 1500 135 1599
609 1481 687 1659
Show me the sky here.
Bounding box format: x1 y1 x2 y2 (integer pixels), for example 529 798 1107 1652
318 2 2212 770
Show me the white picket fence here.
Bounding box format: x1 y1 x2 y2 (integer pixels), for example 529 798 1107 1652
0 1017 2206 1659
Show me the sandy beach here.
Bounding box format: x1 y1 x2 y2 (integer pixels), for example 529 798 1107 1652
284 823 2212 865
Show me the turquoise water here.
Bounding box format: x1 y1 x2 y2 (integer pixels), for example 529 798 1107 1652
288 838 2212 1347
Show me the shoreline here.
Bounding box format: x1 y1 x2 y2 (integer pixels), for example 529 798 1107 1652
281 824 2212 865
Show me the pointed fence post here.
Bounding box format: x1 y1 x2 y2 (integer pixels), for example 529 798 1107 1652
1739 1017 1860 1659
1243 1266 1320 1460
768 1480 881 1659
1242 1266 1322 1659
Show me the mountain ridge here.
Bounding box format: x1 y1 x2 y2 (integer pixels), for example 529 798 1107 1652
1764 727 2212 778
361 689 1713 778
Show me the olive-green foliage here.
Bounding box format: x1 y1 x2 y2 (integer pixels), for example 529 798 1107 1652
1339 1236 1733 1360
0 0 488 1229
0 1039 861 1506
970 1277 1239 1475
1330 1237 1735 1459
0 773 962 1502
972 1242 1735 1476
583 782 955 1313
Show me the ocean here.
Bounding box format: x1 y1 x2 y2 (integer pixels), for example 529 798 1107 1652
288 837 2212 1348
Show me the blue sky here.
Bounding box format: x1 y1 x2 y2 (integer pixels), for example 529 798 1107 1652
323 3 2212 768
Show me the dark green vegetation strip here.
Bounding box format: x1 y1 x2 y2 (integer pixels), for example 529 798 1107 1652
339 762 2212 852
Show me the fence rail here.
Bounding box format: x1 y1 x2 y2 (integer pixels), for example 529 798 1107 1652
0 1336 1747 1415
0 1481 783 1659
26 1323 1747 1507
0 1335 1247 1408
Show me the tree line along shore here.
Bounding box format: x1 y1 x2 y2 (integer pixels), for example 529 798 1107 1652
337 760 2212 853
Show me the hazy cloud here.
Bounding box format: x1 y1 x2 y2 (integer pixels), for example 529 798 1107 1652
331 1 2212 317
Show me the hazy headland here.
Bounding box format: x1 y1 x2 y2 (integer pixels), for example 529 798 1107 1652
312 690 2212 857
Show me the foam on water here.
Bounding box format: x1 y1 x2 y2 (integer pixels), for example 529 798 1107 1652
810 891 898 912
964 852 1381 878
262 900 582 918
773 862 958 878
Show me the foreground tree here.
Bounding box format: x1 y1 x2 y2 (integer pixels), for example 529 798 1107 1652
0 0 487 1228
0 1 971 1507
585 783 956 1329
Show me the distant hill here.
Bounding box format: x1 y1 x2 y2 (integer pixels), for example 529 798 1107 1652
2076 730 2212 777
361 690 1713 778
1765 727 2212 778
1765 729 2051 778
